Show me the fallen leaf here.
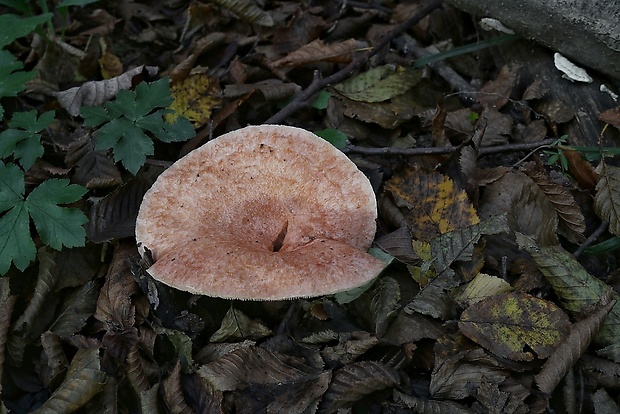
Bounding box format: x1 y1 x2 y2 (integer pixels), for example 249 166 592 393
595 160 620 236
334 64 422 103
272 38 363 67
459 292 571 361
209 308 272 342
454 273 513 308
165 73 221 128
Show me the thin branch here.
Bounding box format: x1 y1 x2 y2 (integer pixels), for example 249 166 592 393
343 138 556 156
265 0 444 124
573 221 609 258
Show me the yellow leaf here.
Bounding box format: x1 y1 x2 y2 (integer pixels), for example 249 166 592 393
166 73 221 128
385 166 480 241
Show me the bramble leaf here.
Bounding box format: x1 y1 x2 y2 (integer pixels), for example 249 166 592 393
0 164 88 274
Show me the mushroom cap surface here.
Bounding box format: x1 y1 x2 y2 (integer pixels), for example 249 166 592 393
135 125 385 300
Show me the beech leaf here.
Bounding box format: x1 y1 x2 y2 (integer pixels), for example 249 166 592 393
209 308 272 342
595 160 620 236
210 0 273 26
335 65 422 103
459 292 570 361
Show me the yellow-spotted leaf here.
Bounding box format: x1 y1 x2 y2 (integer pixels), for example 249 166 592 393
334 65 422 103
459 292 570 361
166 73 221 128
454 273 513 308
385 166 480 241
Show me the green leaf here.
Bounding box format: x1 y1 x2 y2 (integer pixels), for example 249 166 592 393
312 90 330 109
81 106 111 127
0 162 24 211
95 118 132 150
135 78 173 114
315 128 348 149
0 204 35 273
27 179 88 250
0 110 53 169
0 0 30 14
57 0 98 7
0 13 53 48
158 117 195 143
113 125 154 175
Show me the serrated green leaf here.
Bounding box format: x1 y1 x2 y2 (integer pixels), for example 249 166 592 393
595 161 620 236
10 110 55 132
157 117 195 142
0 162 24 212
135 78 173 113
114 125 153 175
12 134 44 171
95 118 132 150
0 50 36 101
106 89 140 120
334 65 422 103
81 106 111 127
27 179 88 250
0 13 53 48
0 204 34 273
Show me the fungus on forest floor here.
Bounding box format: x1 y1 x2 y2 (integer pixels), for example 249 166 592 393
135 125 386 300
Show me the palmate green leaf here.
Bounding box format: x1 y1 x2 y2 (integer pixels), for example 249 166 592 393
0 165 88 274
0 13 53 48
134 78 173 113
0 110 53 170
81 106 112 127
113 125 154 175
517 233 620 362
595 161 620 236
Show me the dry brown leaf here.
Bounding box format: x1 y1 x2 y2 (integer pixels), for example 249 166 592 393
53 66 158 116
598 106 620 130
65 130 123 189
564 149 598 191
0 278 16 395
477 65 519 109
126 343 150 394
209 308 272 342
271 38 363 67
385 165 480 242
319 361 400 412
394 389 473 413
595 160 620 236
223 79 301 101
535 296 616 394
523 168 586 243
40 331 68 388
162 361 193 414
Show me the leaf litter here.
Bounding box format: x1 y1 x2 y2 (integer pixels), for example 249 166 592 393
1 0 620 413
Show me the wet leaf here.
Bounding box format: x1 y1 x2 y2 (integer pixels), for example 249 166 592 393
209 308 272 342
32 347 106 413
535 296 616 394
595 160 620 236
210 0 273 26
517 234 620 362
334 65 422 103
53 66 158 116
165 73 221 128
385 166 480 242
272 38 362 67
319 361 400 412
459 292 571 361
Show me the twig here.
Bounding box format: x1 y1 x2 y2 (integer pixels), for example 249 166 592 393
265 0 444 124
343 138 556 156
573 221 609 258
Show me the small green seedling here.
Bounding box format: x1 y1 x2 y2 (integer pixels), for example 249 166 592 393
81 78 195 175
0 162 88 274
0 110 54 170
543 135 569 172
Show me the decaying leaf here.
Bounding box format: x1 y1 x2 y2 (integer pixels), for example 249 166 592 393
32 347 106 413
209 308 272 342
198 346 321 392
563 149 598 191
223 79 301 101
210 0 273 26
394 389 473 414
334 65 422 103
476 64 519 109
41 331 69 388
126 344 150 394
319 361 400 412
53 66 158 116
459 292 571 361
165 73 221 128
0 278 16 395
87 166 162 243
523 168 586 243
535 296 616 394
321 331 380 366
385 166 480 241
595 160 620 236
454 273 513 308
65 131 123 189
272 38 363 67
349 277 400 337
598 107 620 130
162 361 193 414
49 281 98 339
517 234 620 362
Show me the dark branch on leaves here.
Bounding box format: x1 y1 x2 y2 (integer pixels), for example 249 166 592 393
343 138 556 157
265 0 445 124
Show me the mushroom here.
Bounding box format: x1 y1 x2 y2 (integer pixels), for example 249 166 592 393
135 125 386 300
